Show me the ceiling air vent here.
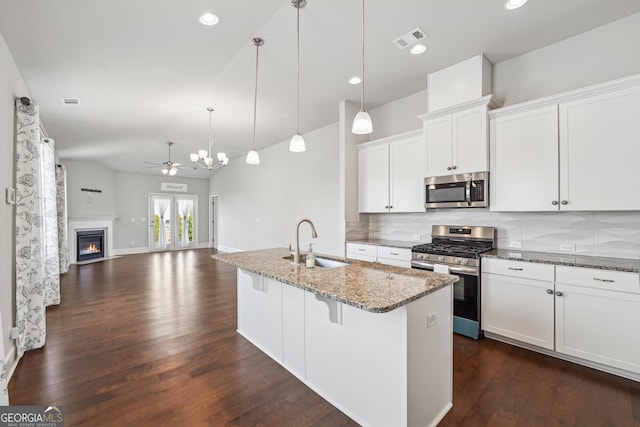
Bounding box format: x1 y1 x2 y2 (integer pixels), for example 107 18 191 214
61 98 81 106
393 27 428 50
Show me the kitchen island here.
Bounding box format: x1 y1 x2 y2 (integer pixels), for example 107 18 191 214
212 248 458 427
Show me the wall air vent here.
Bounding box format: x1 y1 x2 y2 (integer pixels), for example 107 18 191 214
62 98 82 106
393 27 428 50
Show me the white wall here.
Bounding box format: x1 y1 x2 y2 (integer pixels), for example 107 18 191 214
209 122 341 257
64 159 117 218
64 160 211 251
0 32 30 373
493 12 640 107
368 90 427 140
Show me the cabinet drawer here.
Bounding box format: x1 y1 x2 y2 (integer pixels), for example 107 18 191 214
482 258 555 281
556 266 640 294
377 246 411 262
346 243 377 258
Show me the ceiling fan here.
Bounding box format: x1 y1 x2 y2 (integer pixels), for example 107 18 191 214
144 141 195 176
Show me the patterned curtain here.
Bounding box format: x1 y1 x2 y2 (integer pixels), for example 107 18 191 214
0 309 8 405
56 164 69 274
14 99 60 358
177 198 194 247
154 198 170 249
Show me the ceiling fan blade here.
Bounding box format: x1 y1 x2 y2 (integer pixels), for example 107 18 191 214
144 161 162 166
173 162 181 167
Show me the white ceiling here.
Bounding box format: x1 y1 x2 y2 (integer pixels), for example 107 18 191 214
2 0 640 179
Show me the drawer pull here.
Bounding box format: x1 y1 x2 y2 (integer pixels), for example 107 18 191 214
593 277 615 283
508 267 524 271
357 248 366 251
390 252 399 256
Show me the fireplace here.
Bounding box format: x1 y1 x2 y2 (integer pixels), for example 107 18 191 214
77 230 105 262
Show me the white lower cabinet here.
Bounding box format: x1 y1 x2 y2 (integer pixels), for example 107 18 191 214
481 259 640 378
236 269 283 362
481 273 555 350
281 284 305 379
346 243 412 268
555 266 640 374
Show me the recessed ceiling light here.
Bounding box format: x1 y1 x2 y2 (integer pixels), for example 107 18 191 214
198 12 219 26
348 76 362 85
410 44 428 55
504 0 528 10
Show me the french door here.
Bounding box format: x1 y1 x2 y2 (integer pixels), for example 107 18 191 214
148 194 198 251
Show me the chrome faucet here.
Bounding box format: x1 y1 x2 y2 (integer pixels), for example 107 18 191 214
294 218 318 264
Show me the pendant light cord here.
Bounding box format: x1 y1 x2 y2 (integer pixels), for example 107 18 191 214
208 108 213 155
252 41 260 151
296 2 301 134
360 0 365 112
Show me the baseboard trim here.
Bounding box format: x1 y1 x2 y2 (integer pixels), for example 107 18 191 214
4 344 18 384
217 245 243 253
484 332 640 382
113 247 149 256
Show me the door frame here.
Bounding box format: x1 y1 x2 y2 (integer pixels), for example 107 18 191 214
148 193 199 251
209 194 219 249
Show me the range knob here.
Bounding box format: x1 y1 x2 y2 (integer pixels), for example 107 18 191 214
438 256 444 262
460 259 469 265
453 258 462 264
418 254 426 260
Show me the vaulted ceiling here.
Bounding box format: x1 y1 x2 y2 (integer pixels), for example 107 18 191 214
2 0 639 178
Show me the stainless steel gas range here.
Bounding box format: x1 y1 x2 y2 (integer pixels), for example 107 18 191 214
411 225 496 339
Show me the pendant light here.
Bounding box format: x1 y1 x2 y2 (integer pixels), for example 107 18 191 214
246 37 264 165
190 108 228 170
289 0 306 153
352 0 373 134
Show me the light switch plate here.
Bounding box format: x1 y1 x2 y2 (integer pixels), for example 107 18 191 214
509 241 522 249
560 244 576 252
6 188 15 204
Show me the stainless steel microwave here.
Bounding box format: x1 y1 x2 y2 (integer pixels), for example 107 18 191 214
425 172 488 209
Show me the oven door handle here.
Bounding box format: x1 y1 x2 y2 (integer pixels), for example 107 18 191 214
411 261 478 276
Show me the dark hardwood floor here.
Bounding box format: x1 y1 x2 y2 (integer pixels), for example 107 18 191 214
9 249 640 426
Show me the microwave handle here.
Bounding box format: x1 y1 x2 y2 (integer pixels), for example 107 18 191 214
465 179 472 206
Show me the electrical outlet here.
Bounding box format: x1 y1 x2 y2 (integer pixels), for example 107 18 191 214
131 241 135 246
427 313 438 328
412 234 421 241
509 241 522 249
372 232 380 238
560 244 576 252
130 217 135 223
508 252 522 259
5 188 15 204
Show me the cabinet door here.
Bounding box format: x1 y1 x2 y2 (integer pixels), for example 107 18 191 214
481 273 555 350
490 105 559 211
453 105 488 174
424 115 452 177
559 85 640 210
389 136 424 212
555 283 640 374
237 269 283 362
358 144 389 213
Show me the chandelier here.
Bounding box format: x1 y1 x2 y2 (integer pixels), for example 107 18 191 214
190 107 228 170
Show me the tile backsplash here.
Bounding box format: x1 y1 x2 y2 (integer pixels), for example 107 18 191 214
361 209 640 260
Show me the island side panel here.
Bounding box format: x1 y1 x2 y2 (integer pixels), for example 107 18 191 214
407 284 453 427
305 293 408 427
237 268 284 363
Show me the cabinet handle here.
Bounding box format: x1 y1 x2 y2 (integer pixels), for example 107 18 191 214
561 200 568 205
357 248 366 252
508 267 523 271
546 289 554 294
452 165 457 170
555 291 563 297
389 205 393 209
593 277 615 283
390 252 399 256
551 201 558 206
447 166 452 171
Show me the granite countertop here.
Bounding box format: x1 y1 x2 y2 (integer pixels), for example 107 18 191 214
483 249 640 273
347 238 420 249
212 248 458 313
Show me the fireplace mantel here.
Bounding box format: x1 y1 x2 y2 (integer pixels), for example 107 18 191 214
68 218 115 264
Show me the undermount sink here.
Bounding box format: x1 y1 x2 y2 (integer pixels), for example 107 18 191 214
283 254 349 269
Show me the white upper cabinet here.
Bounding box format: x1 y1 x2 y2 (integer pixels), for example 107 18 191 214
559 84 640 211
419 95 499 178
490 73 640 212
358 129 423 213
490 105 559 211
